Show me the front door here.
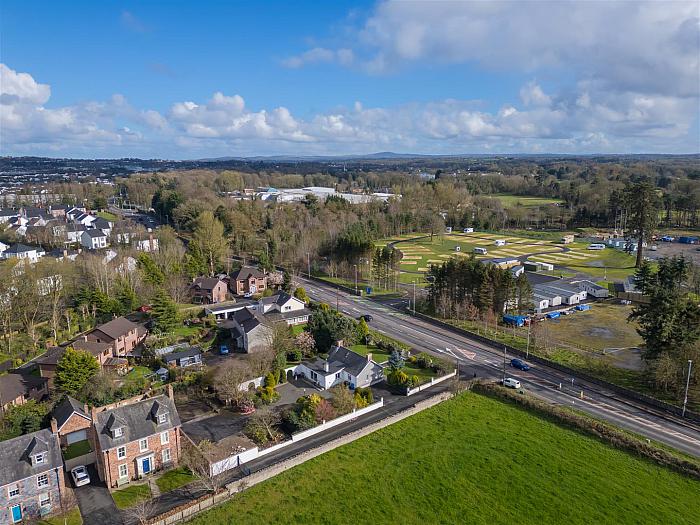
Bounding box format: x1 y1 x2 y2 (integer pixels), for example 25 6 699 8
11 504 22 523
142 457 151 474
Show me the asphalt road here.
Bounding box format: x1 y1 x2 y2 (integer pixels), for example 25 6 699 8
298 276 700 457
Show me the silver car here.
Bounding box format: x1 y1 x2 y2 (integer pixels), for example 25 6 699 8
71 465 90 487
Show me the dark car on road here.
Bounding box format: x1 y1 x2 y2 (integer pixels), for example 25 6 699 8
359 314 373 323
510 358 530 371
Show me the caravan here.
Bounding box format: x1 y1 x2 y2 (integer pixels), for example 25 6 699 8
474 247 488 255
494 239 507 247
587 243 606 250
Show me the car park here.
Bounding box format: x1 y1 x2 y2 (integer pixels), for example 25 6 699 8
503 378 521 389
71 465 90 487
510 359 530 371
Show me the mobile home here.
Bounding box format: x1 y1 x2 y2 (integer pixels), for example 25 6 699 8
587 243 606 250
474 247 488 255
494 239 507 247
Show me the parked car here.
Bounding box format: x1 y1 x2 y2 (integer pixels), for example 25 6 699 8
503 378 521 389
243 291 254 298
71 465 90 487
359 314 373 323
510 359 530 371
219 344 229 355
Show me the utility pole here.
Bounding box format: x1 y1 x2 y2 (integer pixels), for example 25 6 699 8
336 287 339 312
526 320 531 358
412 280 416 315
307 252 311 278
502 345 507 384
682 359 693 417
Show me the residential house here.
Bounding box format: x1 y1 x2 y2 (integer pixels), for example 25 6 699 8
189 277 228 304
73 213 96 228
0 373 49 412
258 292 311 325
134 236 159 253
0 209 19 224
0 241 7 256
92 389 182 489
50 396 92 449
1 243 44 263
80 229 109 250
85 317 146 357
229 266 267 296
164 347 202 368
297 346 384 390
92 217 113 235
65 223 86 244
48 205 69 219
229 308 272 353
0 429 65 523
45 248 80 262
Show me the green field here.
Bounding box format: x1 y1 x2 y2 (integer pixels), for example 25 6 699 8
491 194 564 207
385 232 637 282
185 392 698 525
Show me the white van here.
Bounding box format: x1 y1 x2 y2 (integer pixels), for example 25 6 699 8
474 247 488 255
494 239 507 247
463 227 474 233
587 243 606 250
503 378 521 389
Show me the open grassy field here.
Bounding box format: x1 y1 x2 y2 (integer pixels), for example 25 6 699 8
384 232 638 282
491 194 565 207
185 392 698 525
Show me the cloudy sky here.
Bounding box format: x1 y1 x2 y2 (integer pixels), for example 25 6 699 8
1 0 699 158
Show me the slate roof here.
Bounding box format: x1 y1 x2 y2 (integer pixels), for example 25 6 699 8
260 291 292 306
164 347 202 364
192 277 224 291
53 396 90 431
94 395 181 451
264 307 312 323
89 317 139 341
92 217 112 230
0 373 47 403
0 208 18 217
232 307 265 334
83 229 107 238
4 243 38 254
327 346 376 377
231 266 265 281
0 429 62 486
303 357 345 375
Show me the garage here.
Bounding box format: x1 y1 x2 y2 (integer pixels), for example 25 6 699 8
66 429 87 445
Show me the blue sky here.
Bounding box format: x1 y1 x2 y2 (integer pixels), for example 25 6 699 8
1 1 699 158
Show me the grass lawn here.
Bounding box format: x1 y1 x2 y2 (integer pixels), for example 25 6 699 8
172 324 201 339
156 467 197 493
291 323 307 336
96 210 119 221
185 392 699 525
539 303 643 353
63 439 91 460
38 508 82 525
349 344 390 363
401 363 439 382
491 194 564 207
112 483 152 509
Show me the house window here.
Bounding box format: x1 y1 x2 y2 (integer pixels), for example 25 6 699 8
118 464 128 479
158 413 168 424
160 431 169 445
39 494 50 507
37 473 49 488
162 448 171 463
117 446 126 459
335 372 341 379
139 438 148 452
34 452 46 465
113 427 123 438
8 484 20 498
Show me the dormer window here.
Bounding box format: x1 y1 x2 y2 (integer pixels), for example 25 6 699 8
33 452 46 465
113 427 123 438
157 413 168 425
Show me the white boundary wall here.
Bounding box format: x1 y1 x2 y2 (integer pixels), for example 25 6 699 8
406 370 457 396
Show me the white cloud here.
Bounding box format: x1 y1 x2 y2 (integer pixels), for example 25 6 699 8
0 63 697 157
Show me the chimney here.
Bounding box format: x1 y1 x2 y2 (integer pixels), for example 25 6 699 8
50 417 58 434
83 335 88 342
366 353 373 362
167 383 174 400
324 361 329 373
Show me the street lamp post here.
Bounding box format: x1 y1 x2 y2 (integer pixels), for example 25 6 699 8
502 345 507 384
526 320 531 358
354 264 358 295
682 359 693 418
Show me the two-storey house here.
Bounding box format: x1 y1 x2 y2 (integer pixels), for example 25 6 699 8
85 317 146 358
229 266 267 296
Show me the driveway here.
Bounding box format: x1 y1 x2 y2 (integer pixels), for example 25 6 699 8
73 465 122 525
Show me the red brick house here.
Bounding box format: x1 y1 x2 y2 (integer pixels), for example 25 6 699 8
85 317 146 357
229 266 267 296
50 396 92 449
36 339 128 387
92 386 182 489
190 277 228 304
0 373 48 412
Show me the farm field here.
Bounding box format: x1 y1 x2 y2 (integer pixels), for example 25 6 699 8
185 392 699 525
491 193 565 207
382 231 637 282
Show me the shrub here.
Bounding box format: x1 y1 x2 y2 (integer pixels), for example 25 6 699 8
387 369 408 386
278 368 287 384
353 387 374 408
256 386 280 405
314 399 337 423
287 349 303 362
264 372 278 388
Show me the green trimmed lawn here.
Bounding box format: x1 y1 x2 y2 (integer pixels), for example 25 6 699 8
63 439 91 460
491 194 564 207
291 323 307 336
156 467 197 493
38 508 82 525
185 392 699 525
112 483 152 509
349 344 390 364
